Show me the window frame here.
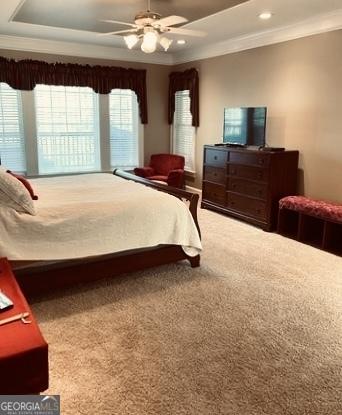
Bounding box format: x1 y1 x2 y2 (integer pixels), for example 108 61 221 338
34 84 101 175
171 90 196 174
109 89 143 171
0 82 26 173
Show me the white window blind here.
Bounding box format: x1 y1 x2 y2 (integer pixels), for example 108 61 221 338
109 89 139 169
0 83 26 172
173 90 195 172
34 85 100 174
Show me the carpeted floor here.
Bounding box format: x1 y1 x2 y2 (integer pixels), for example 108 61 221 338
31 208 342 415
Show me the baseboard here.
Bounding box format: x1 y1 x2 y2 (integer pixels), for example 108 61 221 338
186 185 202 195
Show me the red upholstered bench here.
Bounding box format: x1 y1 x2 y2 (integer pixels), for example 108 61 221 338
0 258 48 394
278 196 342 255
279 196 342 223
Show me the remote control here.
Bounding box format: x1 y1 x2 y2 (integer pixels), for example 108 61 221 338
260 147 285 152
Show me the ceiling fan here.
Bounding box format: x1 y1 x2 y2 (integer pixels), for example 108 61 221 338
98 0 206 53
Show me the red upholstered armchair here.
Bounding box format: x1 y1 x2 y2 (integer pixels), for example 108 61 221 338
134 154 185 188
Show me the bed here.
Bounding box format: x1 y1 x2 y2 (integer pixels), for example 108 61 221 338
0 170 202 297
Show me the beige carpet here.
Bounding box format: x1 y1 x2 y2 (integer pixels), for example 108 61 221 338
31 208 342 415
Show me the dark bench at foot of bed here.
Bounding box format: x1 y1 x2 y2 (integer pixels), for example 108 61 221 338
277 196 342 256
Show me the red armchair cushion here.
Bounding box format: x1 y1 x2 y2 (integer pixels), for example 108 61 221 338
149 173 184 189
149 175 168 182
134 166 155 178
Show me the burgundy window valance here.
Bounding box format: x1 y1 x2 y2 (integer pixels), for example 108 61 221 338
168 68 199 127
0 57 148 124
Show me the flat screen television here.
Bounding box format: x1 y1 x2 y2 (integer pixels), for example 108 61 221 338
223 107 267 146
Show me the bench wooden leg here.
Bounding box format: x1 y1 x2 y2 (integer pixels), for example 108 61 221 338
297 213 304 241
322 220 329 250
277 208 299 239
322 221 342 255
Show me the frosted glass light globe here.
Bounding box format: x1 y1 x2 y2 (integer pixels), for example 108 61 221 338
159 37 173 51
141 31 158 53
124 34 139 49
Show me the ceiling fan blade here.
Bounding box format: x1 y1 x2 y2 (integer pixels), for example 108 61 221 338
167 27 206 37
97 29 137 36
154 15 188 27
100 19 137 28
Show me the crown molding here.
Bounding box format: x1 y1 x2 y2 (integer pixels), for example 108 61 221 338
173 8 342 64
0 34 174 65
0 8 341 67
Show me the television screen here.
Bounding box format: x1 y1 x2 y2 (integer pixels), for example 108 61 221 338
223 107 267 146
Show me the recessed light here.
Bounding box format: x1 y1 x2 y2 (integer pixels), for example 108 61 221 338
259 12 272 20
177 40 186 45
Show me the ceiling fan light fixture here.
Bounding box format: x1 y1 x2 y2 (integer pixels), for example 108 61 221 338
100 1 206 54
141 31 158 53
124 34 139 49
159 37 173 51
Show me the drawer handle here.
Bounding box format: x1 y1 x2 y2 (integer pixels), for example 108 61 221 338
258 158 265 165
214 156 218 160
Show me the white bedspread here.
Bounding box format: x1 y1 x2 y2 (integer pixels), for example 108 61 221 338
0 173 202 261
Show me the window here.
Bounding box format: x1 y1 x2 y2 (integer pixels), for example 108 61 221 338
0 83 25 172
109 89 139 169
172 90 195 172
0 85 141 176
35 85 100 174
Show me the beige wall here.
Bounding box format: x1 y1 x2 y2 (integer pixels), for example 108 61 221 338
176 30 342 202
2 30 342 202
0 49 171 165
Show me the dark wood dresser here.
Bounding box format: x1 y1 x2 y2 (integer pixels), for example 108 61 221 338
201 145 299 231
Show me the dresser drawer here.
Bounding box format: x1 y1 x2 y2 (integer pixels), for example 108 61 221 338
204 149 227 167
229 151 270 167
228 164 268 182
228 178 267 200
204 166 226 185
203 182 226 206
226 192 267 219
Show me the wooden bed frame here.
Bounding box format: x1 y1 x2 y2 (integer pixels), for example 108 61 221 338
13 170 201 298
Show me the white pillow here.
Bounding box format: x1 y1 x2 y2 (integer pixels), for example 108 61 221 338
0 168 36 215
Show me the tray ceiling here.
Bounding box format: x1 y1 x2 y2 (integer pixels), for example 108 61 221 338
0 0 342 65
13 0 249 33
